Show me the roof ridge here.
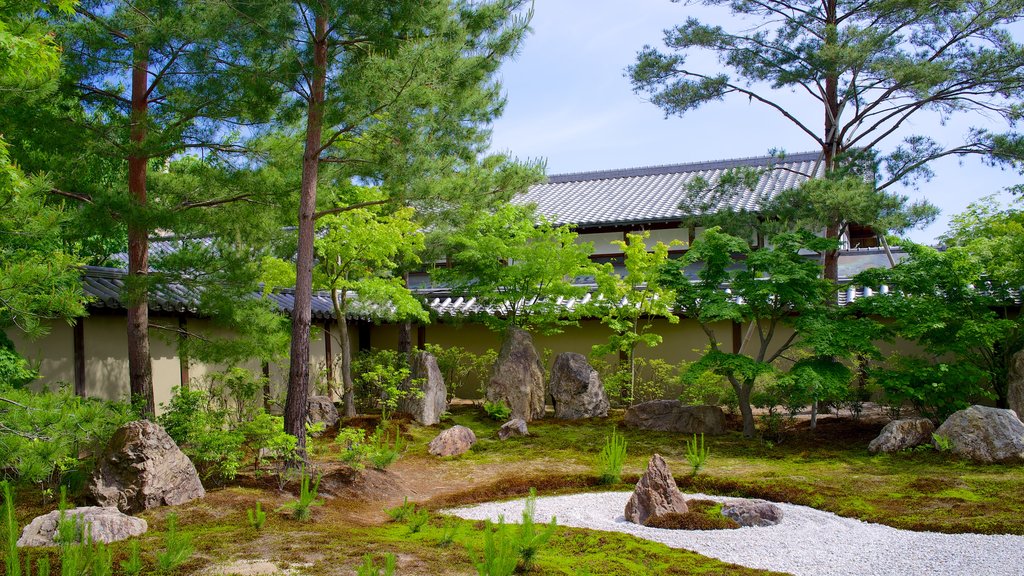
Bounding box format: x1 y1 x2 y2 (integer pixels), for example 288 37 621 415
545 151 823 184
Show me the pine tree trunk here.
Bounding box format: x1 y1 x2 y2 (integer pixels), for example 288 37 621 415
822 0 841 284
284 13 328 456
127 44 154 418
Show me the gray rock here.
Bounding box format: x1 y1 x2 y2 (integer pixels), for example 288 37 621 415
720 499 784 527
624 454 688 525
1009 349 1024 420
868 418 936 454
623 400 726 435
17 506 147 547
934 405 1024 464
428 425 477 457
89 420 205 514
549 352 609 419
487 327 546 422
306 395 339 430
498 418 528 440
398 351 448 426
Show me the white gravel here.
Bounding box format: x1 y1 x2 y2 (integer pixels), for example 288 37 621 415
443 492 1024 576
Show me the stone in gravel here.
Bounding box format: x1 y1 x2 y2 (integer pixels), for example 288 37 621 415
549 352 609 419
487 327 546 422
720 499 784 527
623 400 726 435
868 418 936 454
625 454 688 525
428 425 477 457
1009 349 1024 420
17 506 147 547
498 418 528 440
89 420 205 514
934 405 1024 464
398 351 448 426
306 396 339 430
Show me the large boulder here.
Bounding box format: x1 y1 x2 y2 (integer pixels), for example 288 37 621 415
720 499 784 527
934 405 1024 464
624 454 688 525
398 351 448 426
428 425 477 457
623 400 726 435
1009 349 1024 420
487 327 546 421
17 507 146 547
306 396 339 429
498 418 528 440
549 352 609 419
868 418 936 454
89 420 205 514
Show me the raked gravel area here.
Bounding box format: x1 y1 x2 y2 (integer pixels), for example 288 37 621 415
443 492 1024 576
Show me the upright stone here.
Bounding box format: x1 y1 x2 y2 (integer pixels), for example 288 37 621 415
934 405 1024 464
868 418 935 454
306 396 339 429
1009 349 1024 420
624 454 688 525
17 507 147 547
487 327 546 421
398 351 448 426
89 420 205 514
549 352 609 419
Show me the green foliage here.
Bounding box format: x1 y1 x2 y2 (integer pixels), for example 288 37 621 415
155 514 193 574
240 413 298 473
247 502 267 531
0 383 132 486
202 367 267 424
119 541 142 576
367 425 405 470
387 498 416 523
516 488 557 571
357 553 397 576
50 487 116 576
424 344 498 401
869 357 989 422
434 204 594 334
589 232 680 405
468 518 518 576
483 400 512 421
278 467 323 522
0 334 38 388
352 349 419 420
439 518 460 547
406 508 430 534
336 427 371 470
932 433 953 452
157 387 245 484
2 481 18 576
684 434 710 477
597 428 627 485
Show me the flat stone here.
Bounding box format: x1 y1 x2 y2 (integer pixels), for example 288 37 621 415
428 425 477 457
934 405 1024 464
487 327 546 422
498 418 528 440
625 454 688 525
623 400 726 435
868 418 935 454
549 352 609 419
17 507 147 547
720 499 784 527
89 420 205 514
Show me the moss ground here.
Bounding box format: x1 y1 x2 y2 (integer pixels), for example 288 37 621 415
9 405 1024 575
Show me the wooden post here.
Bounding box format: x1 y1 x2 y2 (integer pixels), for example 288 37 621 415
73 318 85 397
261 361 272 412
178 315 190 390
323 320 335 398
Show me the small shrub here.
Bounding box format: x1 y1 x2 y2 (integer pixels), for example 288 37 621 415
247 502 267 530
483 400 512 421
241 413 298 473
596 428 627 484
367 425 405 470
932 433 954 452
157 387 244 484
352 349 420 419
155 513 193 574
336 427 370 470
119 541 142 575
467 518 518 576
684 434 710 476
438 518 460 547
277 466 323 521
356 553 397 576
386 497 416 522
406 508 430 534
515 488 557 571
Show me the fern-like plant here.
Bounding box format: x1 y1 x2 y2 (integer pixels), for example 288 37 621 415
386 497 416 522
597 428 627 484
468 518 518 576
438 518 460 547
119 540 142 575
515 489 557 572
483 400 512 421
2 481 20 576
356 553 397 576
406 508 430 534
155 513 194 574
684 433 710 476
277 466 324 521
247 502 267 530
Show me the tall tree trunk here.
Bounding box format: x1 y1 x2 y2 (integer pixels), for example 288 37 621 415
733 377 756 438
127 45 154 418
284 13 328 456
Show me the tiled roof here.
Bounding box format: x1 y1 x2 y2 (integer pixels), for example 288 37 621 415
515 151 825 227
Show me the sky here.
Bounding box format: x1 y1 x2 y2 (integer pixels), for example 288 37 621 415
486 0 1022 244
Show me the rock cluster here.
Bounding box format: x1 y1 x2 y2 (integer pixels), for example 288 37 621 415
624 454 688 525
89 420 205 514
549 352 609 419
428 425 477 457
399 351 448 426
487 327 546 421
868 418 935 454
17 507 147 547
934 405 1024 464
623 400 726 435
